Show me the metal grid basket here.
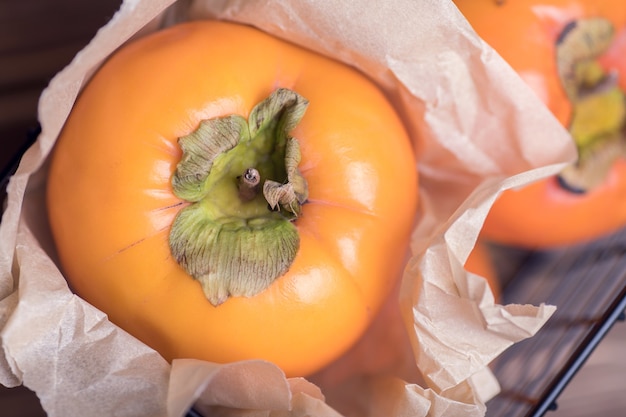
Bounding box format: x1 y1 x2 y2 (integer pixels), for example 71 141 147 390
486 231 626 416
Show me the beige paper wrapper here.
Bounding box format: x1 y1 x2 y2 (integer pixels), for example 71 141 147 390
0 0 577 416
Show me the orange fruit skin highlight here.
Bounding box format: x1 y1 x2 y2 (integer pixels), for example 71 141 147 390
455 0 626 248
46 20 418 377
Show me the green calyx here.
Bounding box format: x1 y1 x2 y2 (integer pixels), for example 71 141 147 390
169 88 309 306
556 17 626 192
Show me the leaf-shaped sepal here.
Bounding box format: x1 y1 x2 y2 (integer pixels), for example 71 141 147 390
170 204 299 305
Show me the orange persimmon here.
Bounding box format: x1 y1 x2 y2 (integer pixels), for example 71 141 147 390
46 20 418 377
455 0 626 248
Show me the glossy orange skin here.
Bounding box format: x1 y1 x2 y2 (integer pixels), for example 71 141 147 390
46 21 418 377
455 0 626 248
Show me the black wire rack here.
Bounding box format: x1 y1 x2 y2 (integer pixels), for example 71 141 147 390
2 125 625 417
486 230 626 416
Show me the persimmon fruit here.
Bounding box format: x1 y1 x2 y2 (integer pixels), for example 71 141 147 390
455 0 626 248
46 20 419 377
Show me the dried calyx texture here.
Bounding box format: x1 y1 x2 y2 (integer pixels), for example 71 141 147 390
169 88 309 306
556 17 626 192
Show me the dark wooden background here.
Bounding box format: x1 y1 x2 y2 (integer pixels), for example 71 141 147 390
1 1 122 415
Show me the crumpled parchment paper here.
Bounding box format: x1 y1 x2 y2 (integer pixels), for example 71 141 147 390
0 0 577 416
